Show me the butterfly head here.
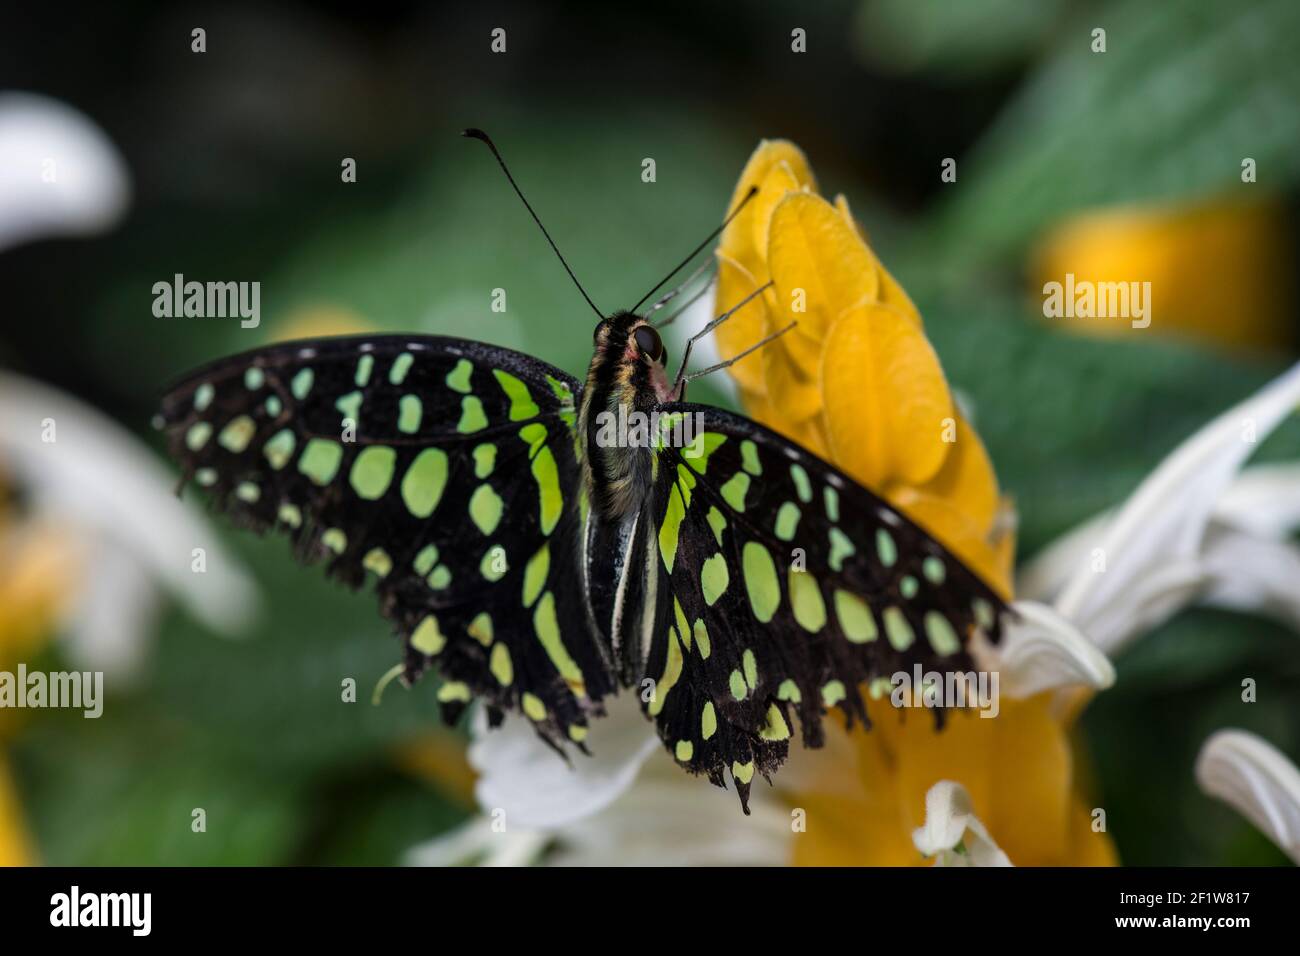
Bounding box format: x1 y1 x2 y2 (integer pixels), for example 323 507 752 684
590 311 677 406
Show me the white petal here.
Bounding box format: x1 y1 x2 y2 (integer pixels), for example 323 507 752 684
1199 525 1300 632
912 780 1012 866
974 600 1115 698
470 693 659 830
1196 730 1300 864
1053 362 1300 652
404 817 550 867
0 372 260 637
1215 463 1300 539
62 540 160 679
1015 511 1110 605
0 93 129 250
548 775 791 866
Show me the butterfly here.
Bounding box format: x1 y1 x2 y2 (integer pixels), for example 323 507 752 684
156 130 1008 812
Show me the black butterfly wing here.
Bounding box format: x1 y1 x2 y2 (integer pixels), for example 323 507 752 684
640 403 1008 811
157 334 615 748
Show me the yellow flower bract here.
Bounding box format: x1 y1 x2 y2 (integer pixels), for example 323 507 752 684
716 140 1114 866
716 140 1012 595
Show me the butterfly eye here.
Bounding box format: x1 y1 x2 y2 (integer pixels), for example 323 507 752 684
593 320 605 343
634 325 664 362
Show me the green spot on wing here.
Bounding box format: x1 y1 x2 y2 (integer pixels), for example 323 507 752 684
877 528 898 567
411 615 445 656
706 506 727 546
291 368 314 400
218 415 256 453
389 352 414 385
720 472 750 512
884 606 915 650
446 358 473 393
298 438 343 485
774 501 801 541
457 395 487 433
534 591 587 696
925 612 961 656
701 552 729 606
522 543 549 608
413 544 439 575
400 448 448 517
531 445 563 534
469 483 504 535
494 369 539 421
489 643 513 686
355 354 374 387
349 446 396 499
335 389 362 424
789 569 827 632
473 443 497 478
790 463 812 503
829 527 856 572
741 541 780 623
186 422 212 451
398 395 422 434
834 590 877 643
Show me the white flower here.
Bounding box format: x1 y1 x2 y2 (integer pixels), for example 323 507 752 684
0 371 259 677
974 599 1115 699
912 780 1012 867
1196 730 1300 864
0 92 130 251
1019 361 1300 654
407 693 791 866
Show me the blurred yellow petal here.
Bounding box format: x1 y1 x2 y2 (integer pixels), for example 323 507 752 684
273 304 373 342
1030 199 1293 351
719 140 816 278
0 755 36 866
392 730 478 808
0 519 78 668
768 193 880 344
714 252 771 394
915 413 999 536
822 302 952 489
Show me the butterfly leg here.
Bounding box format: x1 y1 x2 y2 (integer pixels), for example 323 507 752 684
678 320 797 388
670 280 769 392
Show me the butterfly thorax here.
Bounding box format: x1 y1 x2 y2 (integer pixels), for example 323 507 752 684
579 311 678 521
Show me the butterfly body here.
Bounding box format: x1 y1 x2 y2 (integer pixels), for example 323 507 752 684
159 328 1007 812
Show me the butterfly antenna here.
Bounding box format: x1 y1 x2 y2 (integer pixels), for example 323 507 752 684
631 185 759 313
462 128 603 319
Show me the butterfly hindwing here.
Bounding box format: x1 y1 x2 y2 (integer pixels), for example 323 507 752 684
157 334 615 746
641 403 1008 810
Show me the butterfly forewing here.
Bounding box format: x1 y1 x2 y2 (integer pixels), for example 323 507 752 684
157 334 615 746
642 404 1008 810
